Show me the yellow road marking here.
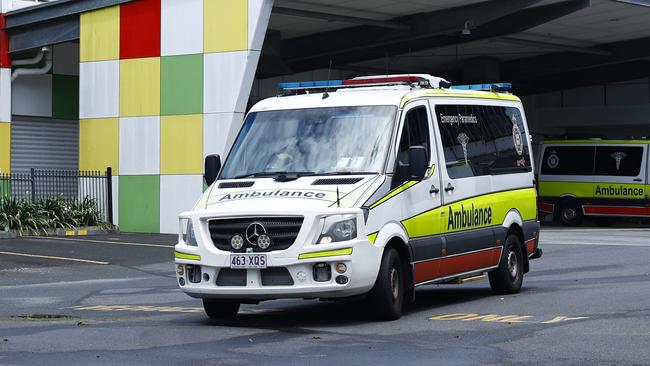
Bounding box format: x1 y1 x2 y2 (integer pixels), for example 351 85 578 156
26 236 173 249
0 251 109 265
429 313 588 324
72 304 277 315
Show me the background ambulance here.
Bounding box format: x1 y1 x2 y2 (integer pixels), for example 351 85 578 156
174 75 542 320
538 140 650 226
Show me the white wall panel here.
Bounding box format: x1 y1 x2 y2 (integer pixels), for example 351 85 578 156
161 0 203 56
53 43 80 76
12 74 52 117
203 112 244 159
80 60 119 119
0 68 11 122
160 174 203 234
119 116 160 175
204 51 260 114
248 0 273 51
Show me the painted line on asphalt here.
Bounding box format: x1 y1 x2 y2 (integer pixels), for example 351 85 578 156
541 228 650 233
541 241 650 247
72 304 278 315
26 236 173 249
429 313 588 324
0 251 110 265
0 277 150 290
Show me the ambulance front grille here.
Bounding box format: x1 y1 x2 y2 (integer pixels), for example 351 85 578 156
208 217 304 252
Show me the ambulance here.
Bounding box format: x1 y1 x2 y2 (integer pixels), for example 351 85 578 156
174 75 542 320
537 140 650 226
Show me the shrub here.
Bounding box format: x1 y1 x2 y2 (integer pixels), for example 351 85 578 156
0 196 108 235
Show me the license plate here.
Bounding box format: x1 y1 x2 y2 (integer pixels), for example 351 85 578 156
230 254 267 269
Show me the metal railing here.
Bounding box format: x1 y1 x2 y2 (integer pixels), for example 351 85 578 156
0 167 114 224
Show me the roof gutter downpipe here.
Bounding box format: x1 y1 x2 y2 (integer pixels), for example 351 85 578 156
12 47 52 81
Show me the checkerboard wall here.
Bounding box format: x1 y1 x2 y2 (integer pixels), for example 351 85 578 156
79 0 273 233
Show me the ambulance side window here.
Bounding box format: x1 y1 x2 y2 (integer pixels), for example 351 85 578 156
397 106 430 166
541 146 595 175
435 105 531 179
594 146 643 176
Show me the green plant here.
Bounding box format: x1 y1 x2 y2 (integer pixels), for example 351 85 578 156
0 197 49 235
0 196 108 235
69 196 105 227
37 197 79 229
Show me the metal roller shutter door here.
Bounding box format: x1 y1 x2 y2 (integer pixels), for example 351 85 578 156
10 117 78 173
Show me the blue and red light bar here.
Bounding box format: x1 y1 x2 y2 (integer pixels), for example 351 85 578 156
450 83 512 92
278 76 424 90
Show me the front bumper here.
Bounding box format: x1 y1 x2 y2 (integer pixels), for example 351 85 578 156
174 208 384 300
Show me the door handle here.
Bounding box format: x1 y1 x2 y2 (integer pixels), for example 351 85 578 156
444 184 455 192
430 185 440 194
633 178 642 182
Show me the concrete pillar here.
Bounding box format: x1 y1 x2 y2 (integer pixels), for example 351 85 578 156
78 0 273 233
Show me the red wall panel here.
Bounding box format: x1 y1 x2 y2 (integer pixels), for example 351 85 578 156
120 0 161 59
0 14 11 68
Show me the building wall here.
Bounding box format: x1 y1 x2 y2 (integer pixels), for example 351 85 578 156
11 43 79 119
522 78 650 138
0 1 11 175
78 0 272 233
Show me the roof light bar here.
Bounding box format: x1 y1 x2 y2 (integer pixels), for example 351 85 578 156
278 76 426 91
450 83 512 92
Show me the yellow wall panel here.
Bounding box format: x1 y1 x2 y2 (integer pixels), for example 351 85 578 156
161 115 203 174
0 122 10 174
120 58 161 117
204 0 247 53
79 118 119 174
80 6 120 62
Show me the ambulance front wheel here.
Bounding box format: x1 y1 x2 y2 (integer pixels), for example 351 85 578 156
489 234 523 295
367 247 404 321
203 299 240 319
557 200 583 226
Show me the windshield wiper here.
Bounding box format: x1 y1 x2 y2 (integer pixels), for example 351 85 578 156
303 171 378 176
232 171 316 181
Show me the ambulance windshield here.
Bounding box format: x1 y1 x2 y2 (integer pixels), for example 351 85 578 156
220 106 396 179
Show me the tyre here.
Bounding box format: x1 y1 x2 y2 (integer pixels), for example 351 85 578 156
557 201 583 226
489 234 524 295
202 299 240 319
367 248 404 321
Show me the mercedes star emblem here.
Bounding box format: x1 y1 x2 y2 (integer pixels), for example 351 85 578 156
246 222 268 246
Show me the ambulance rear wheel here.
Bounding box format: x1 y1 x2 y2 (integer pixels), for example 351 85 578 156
368 248 403 321
489 235 523 295
558 201 583 226
203 299 240 319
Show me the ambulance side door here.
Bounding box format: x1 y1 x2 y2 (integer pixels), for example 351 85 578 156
431 102 499 277
396 101 443 284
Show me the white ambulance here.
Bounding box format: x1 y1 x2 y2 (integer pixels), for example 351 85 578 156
537 139 650 226
175 75 541 320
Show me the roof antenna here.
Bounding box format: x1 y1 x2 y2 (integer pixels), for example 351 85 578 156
323 59 333 100
336 186 340 208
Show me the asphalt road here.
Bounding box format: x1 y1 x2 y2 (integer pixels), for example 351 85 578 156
0 229 649 366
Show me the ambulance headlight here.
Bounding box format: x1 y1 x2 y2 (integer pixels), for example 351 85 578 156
318 215 357 244
184 221 198 247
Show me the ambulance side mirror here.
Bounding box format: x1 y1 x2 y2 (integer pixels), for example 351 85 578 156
204 155 221 186
408 146 428 181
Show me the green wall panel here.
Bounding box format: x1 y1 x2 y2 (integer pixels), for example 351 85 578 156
0 179 10 199
52 75 79 119
119 175 160 233
161 54 203 116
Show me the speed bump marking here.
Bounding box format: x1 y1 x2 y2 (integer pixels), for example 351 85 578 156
429 313 588 324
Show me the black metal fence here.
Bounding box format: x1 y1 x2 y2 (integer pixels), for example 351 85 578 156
0 168 113 224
